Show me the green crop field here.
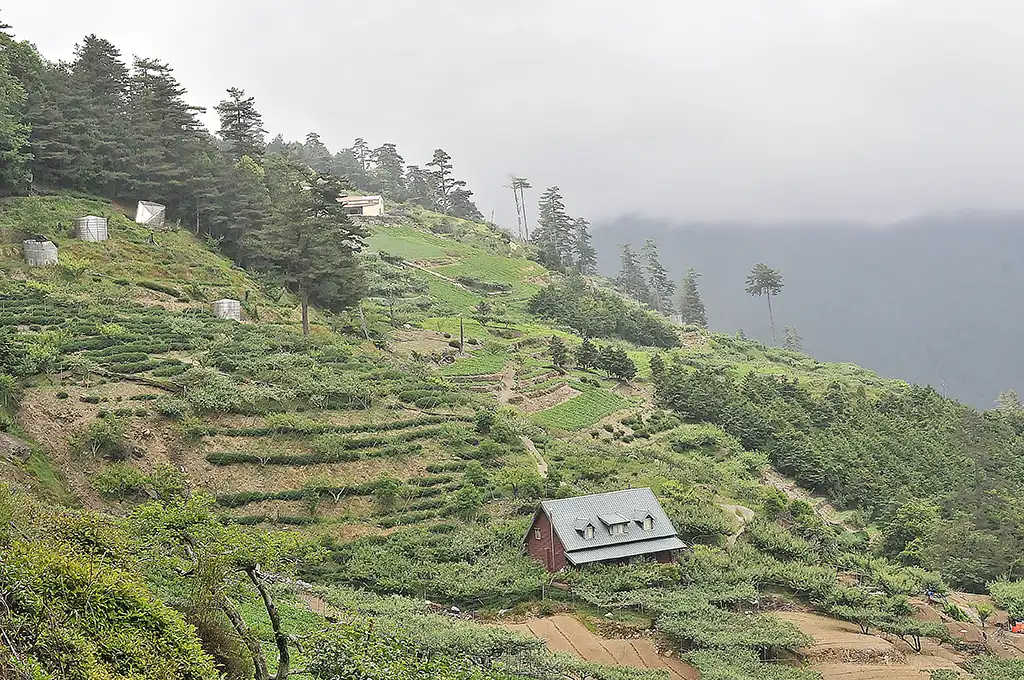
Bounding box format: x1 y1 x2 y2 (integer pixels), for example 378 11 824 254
532 388 630 430
439 353 508 376
366 225 463 260
434 254 546 296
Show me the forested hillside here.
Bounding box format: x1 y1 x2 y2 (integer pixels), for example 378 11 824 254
592 213 1024 408
4 15 1024 680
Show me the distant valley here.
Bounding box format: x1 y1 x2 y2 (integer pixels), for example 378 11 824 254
595 210 1024 407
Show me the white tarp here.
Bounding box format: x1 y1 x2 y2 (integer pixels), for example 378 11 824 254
135 201 166 226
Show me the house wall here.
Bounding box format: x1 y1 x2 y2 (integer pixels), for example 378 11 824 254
360 200 383 216
526 511 565 572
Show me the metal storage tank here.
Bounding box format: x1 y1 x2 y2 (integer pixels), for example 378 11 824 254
211 299 241 321
73 215 109 241
135 201 166 227
23 238 58 266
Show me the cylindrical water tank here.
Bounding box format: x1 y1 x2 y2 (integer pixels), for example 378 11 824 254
73 215 108 241
23 239 58 266
211 299 241 321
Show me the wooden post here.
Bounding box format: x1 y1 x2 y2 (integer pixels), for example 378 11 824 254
459 317 465 354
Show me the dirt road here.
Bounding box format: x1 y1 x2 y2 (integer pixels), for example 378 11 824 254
499 615 698 680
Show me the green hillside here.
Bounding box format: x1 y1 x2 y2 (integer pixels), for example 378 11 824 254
4 193 1024 680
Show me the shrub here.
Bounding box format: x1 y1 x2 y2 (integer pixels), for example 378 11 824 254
152 397 189 420
90 463 149 499
137 280 182 298
56 391 68 399
71 416 131 461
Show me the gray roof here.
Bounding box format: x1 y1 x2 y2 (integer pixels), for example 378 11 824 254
537 488 685 557
566 535 688 565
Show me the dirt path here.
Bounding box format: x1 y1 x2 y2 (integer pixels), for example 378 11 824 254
720 503 755 546
499 615 697 680
761 468 858 532
402 260 474 290
496 364 517 405
521 435 548 478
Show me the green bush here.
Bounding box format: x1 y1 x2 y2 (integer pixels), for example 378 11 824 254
90 463 149 499
71 416 131 461
137 280 182 298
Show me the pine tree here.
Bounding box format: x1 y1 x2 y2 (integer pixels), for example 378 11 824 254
404 164 432 207
0 22 31 191
426 148 454 212
573 217 597 275
783 326 803 352
745 263 785 343
642 239 675 315
617 244 651 304
649 353 666 386
65 35 133 195
351 137 370 171
250 161 369 335
575 338 599 370
215 87 266 160
300 132 332 173
598 345 637 381
678 268 708 327
425 148 481 220
126 57 209 220
369 142 404 197
549 336 568 368
532 186 574 270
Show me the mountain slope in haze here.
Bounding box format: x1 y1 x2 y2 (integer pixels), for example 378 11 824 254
594 211 1024 407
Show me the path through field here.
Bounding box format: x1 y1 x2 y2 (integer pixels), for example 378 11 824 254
520 435 548 478
499 615 698 680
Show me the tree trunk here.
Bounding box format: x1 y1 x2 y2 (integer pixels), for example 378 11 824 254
220 593 270 680
519 186 530 239
246 566 291 680
766 293 776 344
300 290 310 336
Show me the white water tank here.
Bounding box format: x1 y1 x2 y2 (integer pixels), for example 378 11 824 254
73 216 108 241
211 299 241 321
23 238 58 266
135 201 166 227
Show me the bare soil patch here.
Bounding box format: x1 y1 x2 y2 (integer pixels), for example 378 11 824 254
16 382 173 508
390 328 457 357
498 615 697 680
519 384 581 414
778 611 904 664
778 610 968 679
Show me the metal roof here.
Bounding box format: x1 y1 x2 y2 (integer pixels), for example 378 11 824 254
565 535 688 565
538 488 682 555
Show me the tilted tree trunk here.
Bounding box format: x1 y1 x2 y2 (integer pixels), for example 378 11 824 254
246 566 291 680
300 289 310 336
219 593 270 680
767 293 776 344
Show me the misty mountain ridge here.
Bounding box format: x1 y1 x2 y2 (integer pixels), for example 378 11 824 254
594 209 1024 407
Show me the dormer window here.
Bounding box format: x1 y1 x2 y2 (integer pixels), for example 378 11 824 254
643 516 653 531
584 525 594 539
610 523 626 536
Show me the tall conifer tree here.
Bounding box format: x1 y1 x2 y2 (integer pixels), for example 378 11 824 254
678 268 708 327
215 87 266 160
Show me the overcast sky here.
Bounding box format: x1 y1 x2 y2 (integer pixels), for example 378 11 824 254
7 1 1024 227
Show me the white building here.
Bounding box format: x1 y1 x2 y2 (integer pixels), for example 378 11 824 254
338 195 384 216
